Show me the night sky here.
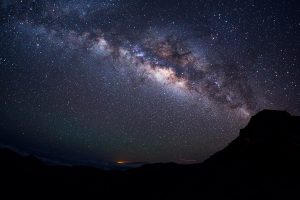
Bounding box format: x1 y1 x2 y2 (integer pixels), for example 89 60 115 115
0 0 299 165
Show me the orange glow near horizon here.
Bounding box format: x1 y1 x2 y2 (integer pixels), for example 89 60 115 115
116 161 126 164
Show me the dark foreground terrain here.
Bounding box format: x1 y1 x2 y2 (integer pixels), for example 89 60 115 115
1 110 300 199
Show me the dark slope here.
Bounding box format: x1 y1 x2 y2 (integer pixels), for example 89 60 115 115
193 110 300 199
0 110 299 199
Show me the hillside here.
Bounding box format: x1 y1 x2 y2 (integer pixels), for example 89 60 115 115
0 110 299 199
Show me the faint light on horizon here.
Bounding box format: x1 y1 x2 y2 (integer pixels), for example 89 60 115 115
116 161 126 164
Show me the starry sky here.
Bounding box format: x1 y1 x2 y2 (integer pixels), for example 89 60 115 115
0 0 299 165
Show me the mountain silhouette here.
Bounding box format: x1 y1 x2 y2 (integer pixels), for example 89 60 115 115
0 110 299 199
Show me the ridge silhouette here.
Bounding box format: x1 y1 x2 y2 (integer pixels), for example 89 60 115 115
0 110 299 199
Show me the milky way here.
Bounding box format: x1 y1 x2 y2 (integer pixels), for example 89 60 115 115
22 23 256 117
0 0 299 165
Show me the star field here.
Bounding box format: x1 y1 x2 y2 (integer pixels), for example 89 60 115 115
0 0 299 165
